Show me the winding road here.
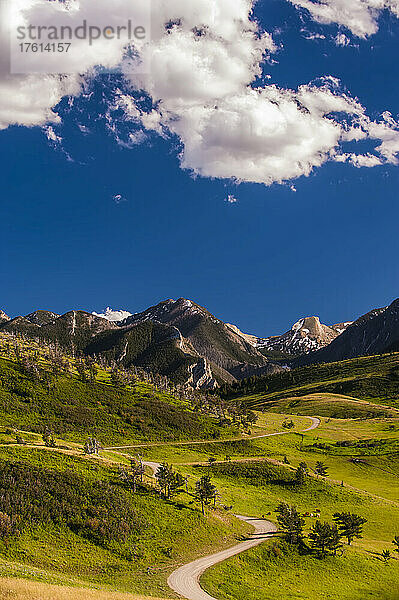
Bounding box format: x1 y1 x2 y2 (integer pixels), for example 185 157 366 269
143 459 278 600
105 416 320 451
141 416 320 600
167 516 277 600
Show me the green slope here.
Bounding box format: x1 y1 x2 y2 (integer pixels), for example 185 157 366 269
219 353 399 412
0 357 231 445
0 448 247 597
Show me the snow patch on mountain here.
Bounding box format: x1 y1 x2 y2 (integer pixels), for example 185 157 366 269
0 310 10 323
257 316 352 356
93 307 133 322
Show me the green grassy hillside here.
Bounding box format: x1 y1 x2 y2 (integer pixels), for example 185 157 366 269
254 393 397 419
0 447 247 598
202 540 399 600
220 353 399 412
196 457 399 600
0 356 232 445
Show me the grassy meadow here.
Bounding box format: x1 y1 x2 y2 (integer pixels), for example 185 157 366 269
0 337 397 599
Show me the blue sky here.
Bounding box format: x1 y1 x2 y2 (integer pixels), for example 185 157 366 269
1 0 399 336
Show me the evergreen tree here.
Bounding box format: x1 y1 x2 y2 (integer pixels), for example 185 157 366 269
295 465 306 485
309 521 342 557
315 461 328 477
155 463 185 499
333 512 367 545
42 428 56 448
155 463 173 498
382 549 391 563
276 503 304 544
195 475 217 515
328 523 343 556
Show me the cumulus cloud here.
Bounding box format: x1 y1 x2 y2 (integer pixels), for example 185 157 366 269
92 307 132 322
0 74 81 130
226 194 238 204
289 0 399 38
1 0 399 187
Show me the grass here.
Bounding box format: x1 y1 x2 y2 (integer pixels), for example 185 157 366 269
188 459 399 551
116 413 312 464
254 393 398 419
0 357 233 445
201 540 399 600
0 578 166 600
192 451 399 599
0 335 398 599
0 447 248 598
196 431 399 504
221 353 399 409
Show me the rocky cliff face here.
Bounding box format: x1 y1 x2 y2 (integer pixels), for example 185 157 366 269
121 298 279 383
301 300 399 365
0 310 10 325
256 316 352 357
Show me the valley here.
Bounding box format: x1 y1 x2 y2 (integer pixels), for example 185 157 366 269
0 299 398 600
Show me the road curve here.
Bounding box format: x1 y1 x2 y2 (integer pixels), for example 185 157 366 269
167 516 277 600
141 417 320 600
105 416 320 451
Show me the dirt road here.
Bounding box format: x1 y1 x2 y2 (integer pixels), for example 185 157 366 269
167 516 277 600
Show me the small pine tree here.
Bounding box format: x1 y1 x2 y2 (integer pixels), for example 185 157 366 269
155 463 173 498
276 503 304 544
295 465 306 486
382 549 391 563
309 521 342 557
42 428 56 448
333 512 367 545
195 475 217 515
315 461 328 477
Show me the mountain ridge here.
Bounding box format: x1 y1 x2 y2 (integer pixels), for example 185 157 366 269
0 299 279 389
299 299 399 366
2 297 399 386
256 315 352 357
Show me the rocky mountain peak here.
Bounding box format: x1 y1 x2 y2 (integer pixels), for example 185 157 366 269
291 316 324 335
0 310 10 324
257 315 350 357
301 297 399 365
25 310 60 327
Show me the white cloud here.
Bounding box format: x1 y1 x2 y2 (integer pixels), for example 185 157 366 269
112 194 125 203
92 307 132 322
115 4 399 185
1 0 399 187
44 125 62 144
289 0 399 38
303 31 326 40
335 33 351 46
0 74 81 130
226 194 238 203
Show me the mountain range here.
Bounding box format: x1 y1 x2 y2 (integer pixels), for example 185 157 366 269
0 299 279 388
297 298 399 366
235 316 352 358
1 297 398 388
